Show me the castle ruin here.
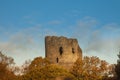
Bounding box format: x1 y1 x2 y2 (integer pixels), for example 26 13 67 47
45 36 82 68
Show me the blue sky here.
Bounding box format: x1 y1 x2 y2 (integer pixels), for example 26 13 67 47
0 0 120 65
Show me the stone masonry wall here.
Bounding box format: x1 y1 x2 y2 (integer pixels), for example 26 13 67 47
45 36 82 68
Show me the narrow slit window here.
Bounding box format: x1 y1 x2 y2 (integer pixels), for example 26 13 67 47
59 47 63 55
72 48 75 54
56 57 59 63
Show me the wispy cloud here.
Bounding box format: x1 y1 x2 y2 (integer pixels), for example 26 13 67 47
72 16 120 63
0 34 38 65
0 23 59 65
73 16 98 42
0 25 43 65
0 15 119 65
64 10 81 17
48 20 62 25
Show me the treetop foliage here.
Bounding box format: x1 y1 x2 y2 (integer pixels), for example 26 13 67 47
115 52 120 80
0 52 16 80
71 56 115 80
0 52 117 80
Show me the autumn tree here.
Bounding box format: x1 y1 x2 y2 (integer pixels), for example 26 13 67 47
71 56 113 80
0 51 16 80
28 57 50 72
115 52 120 80
19 64 76 80
18 56 76 80
20 59 31 74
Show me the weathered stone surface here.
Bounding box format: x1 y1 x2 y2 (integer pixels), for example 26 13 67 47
45 36 82 69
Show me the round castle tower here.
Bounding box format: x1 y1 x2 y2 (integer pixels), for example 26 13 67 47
45 36 82 68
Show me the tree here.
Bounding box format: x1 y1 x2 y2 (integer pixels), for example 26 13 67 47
115 52 120 80
0 51 16 80
71 56 113 80
21 59 31 74
28 57 50 72
0 51 14 66
18 57 76 80
20 64 76 80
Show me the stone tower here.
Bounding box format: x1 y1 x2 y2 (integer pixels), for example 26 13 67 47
45 36 82 68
